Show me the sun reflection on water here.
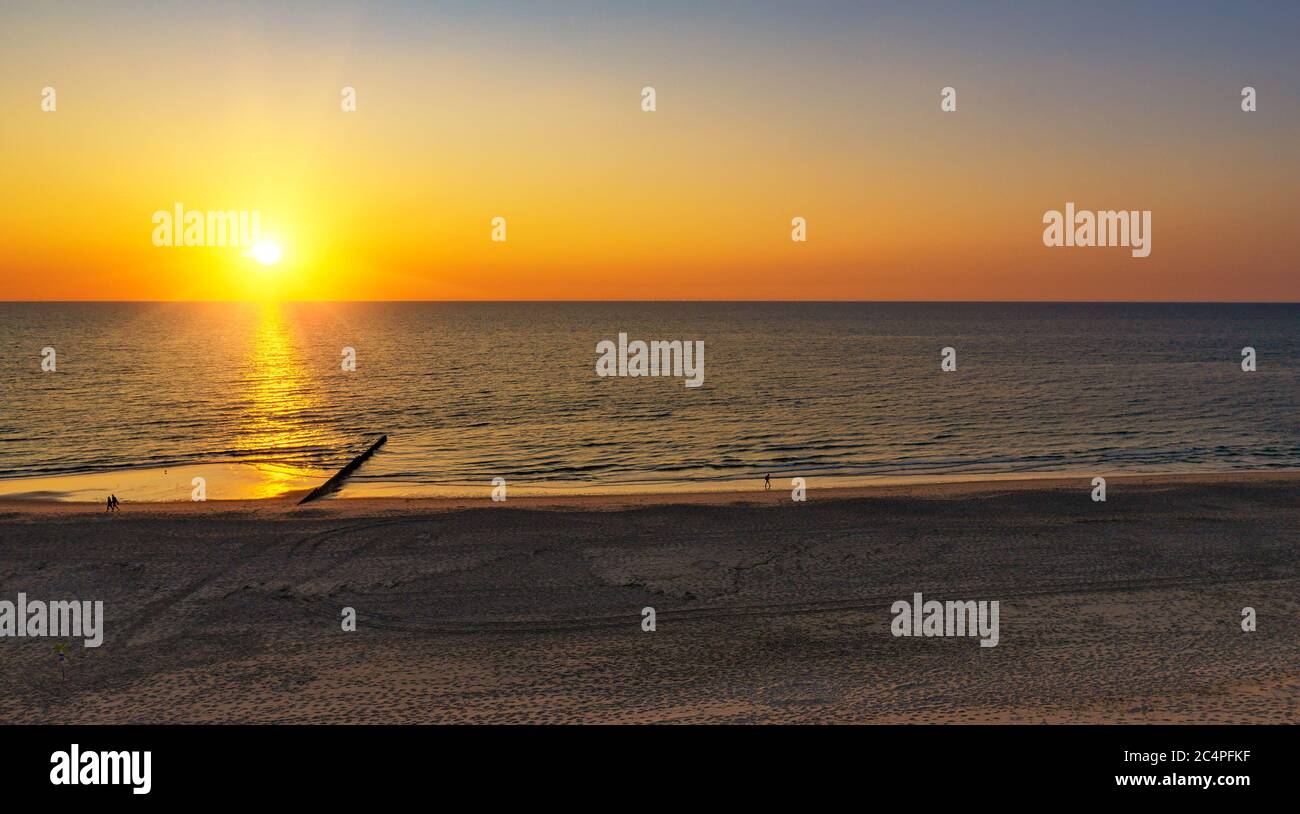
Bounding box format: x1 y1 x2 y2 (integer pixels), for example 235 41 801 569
233 304 324 498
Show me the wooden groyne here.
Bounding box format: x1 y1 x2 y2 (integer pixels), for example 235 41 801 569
298 434 388 504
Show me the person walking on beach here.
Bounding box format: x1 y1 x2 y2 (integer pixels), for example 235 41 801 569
106 495 114 513
764 473 771 491
110 494 120 512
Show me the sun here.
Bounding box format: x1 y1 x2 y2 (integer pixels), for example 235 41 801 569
250 240 283 266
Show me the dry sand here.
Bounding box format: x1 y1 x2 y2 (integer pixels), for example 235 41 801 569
0 472 1296 723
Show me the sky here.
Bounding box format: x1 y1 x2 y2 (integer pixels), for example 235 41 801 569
1 0 1298 301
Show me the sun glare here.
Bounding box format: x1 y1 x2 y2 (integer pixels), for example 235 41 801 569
250 240 283 266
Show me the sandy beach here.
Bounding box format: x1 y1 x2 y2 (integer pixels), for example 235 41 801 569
1 472 1296 724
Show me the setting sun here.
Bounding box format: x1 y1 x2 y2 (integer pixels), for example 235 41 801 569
250 240 282 266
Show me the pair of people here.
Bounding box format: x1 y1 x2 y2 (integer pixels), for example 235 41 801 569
105 494 121 512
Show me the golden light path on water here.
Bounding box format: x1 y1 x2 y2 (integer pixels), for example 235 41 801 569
230 303 326 499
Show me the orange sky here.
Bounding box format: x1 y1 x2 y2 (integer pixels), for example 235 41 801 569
2 1 1298 301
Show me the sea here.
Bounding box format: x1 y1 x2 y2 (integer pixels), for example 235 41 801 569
0 302 1296 500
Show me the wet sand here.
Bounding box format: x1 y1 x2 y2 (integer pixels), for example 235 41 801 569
1 472 1297 723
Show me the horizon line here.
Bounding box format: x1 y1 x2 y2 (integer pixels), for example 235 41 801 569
1 299 1297 305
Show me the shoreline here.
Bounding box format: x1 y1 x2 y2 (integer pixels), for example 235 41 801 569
2 468 1299 512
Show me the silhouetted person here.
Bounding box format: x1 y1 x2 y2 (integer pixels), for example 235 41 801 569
764 474 771 491
106 496 113 513
110 494 120 512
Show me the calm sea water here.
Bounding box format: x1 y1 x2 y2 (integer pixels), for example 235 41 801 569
1 302 1297 491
